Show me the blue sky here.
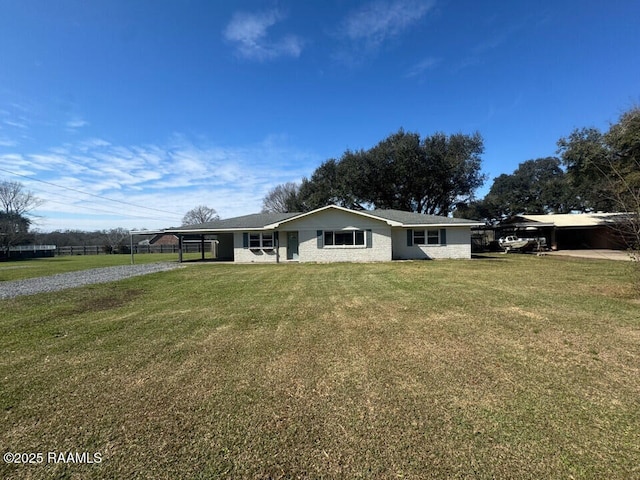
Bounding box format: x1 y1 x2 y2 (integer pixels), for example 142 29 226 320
1 0 639 231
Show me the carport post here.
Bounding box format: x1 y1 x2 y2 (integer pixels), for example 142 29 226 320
201 235 205 261
178 235 183 263
130 231 134 265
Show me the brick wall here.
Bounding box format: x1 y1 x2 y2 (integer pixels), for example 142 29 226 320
391 227 472 259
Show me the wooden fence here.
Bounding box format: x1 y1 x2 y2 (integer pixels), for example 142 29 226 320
1 245 57 260
57 244 205 256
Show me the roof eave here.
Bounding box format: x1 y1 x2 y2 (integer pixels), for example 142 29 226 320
164 227 274 234
401 222 484 228
266 205 402 228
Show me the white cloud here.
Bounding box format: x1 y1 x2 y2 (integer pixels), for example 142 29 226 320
223 9 303 61
3 118 28 129
4 135 318 231
0 136 18 147
340 0 434 48
66 118 89 130
405 56 440 77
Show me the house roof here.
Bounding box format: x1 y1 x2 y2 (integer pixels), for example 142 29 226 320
165 205 482 233
167 212 300 232
369 209 481 226
508 213 629 228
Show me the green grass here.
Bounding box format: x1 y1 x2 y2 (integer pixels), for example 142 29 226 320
0 253 202 281
1 255 639 479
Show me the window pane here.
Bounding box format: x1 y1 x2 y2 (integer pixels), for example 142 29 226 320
414 230 425 244
262 233 274 248
427 230 439 245
324 231 334 246
249 233 261 248
355 230 365 245
334 232 353 245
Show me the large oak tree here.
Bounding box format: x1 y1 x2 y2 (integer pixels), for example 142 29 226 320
291 129 485 215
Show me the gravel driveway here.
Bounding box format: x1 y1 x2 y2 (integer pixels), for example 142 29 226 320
0 262 182 300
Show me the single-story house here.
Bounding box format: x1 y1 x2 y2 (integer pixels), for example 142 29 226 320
499 212 630 250
163 205 483 263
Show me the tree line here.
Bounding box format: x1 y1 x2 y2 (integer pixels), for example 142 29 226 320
0 182 221 257
263 107 640 225
458 106 640 224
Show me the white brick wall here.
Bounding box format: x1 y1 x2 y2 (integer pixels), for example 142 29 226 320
391 227 472 259
233 232 282 263
230 211 473 263
296 228 392 262
281 208 392 263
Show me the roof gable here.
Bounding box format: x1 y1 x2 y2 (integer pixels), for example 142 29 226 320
165 205 481 233
267 205 398 228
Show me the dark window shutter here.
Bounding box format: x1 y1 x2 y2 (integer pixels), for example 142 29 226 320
366 229 372 248
440 228 447 245
274 231 279 246
407 229 413 246
317 230 323 248
243 232 249 249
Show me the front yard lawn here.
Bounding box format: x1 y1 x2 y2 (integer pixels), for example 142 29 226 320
1 255 638 479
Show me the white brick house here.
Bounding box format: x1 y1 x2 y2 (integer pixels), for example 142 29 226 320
165 205 482 263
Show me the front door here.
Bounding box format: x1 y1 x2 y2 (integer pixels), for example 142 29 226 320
287 231 299 260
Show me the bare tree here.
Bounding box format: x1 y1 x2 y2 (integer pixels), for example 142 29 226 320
0 180 43 216
559 107 640 263
601 156 640 261
182 205 220 225
0 180 43 257
102 227 130 254
261 182 300 213
594 108 640 262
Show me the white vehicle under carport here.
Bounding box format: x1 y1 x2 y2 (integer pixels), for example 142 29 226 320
499 235 547 253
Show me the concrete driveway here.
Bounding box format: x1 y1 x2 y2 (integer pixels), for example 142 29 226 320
546 249 636 261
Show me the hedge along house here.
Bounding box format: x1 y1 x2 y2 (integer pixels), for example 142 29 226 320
163 205 483 263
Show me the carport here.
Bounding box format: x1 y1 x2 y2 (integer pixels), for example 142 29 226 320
175 233 231 262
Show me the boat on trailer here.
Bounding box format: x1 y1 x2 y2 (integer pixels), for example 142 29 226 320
498 235 547 253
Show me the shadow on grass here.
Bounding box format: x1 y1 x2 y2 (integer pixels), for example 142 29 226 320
471 253 507 260
0 256 58 264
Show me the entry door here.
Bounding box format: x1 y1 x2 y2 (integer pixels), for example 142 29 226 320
287 231 299 260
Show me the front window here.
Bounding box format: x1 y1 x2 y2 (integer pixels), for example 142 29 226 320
249 232 274 249
261 233 274 248
413 229 440 245
249 233 261 248
324 230 366 247
427 229 440 245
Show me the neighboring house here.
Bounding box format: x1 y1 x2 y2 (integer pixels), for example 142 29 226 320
138 233 180 246
499 213 630 250
163 205 482 263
